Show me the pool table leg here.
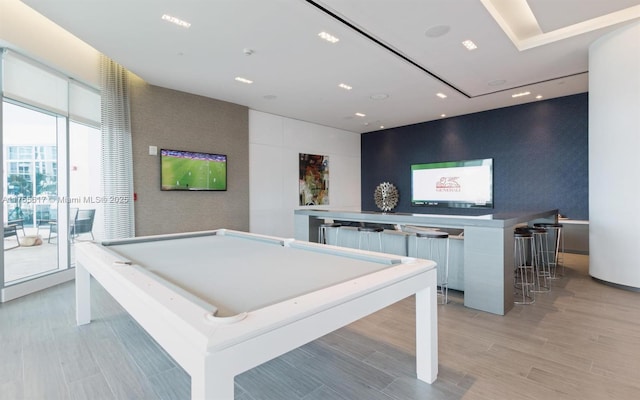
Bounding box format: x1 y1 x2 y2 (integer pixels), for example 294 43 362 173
193 357 235 400
415 285 438 383
76 263 91 325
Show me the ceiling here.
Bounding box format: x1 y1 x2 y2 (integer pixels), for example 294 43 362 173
20 0 640 133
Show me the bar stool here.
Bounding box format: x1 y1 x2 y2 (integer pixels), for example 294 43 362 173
357 226 383 252
524 227 551 293
514 230 535 305
415 230 450 304
318 222 341 246
534 223 564 278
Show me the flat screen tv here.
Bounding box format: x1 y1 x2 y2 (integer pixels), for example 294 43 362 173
411 158 493 208
160 149 227 191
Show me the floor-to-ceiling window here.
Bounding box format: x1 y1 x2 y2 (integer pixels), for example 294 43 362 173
69 121 103 263
2 101 61 282
1 49 100 300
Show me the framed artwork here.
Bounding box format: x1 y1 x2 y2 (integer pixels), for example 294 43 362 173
299 153 329 206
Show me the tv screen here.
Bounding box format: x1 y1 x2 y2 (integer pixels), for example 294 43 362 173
411 158 493 208
160 149 227 191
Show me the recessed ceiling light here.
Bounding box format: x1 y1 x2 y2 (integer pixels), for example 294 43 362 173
462 40 478 50
355 112 366 117
440 114 447 118
370 93 389 100
338 83 352 90
161 14 191 28
318 31 339 43
536 95 543 99
235 77 253 84
512 91 531 98
436 93 447 99
379 125 385 129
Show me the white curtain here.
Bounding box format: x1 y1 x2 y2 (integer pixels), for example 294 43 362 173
100 55 135 239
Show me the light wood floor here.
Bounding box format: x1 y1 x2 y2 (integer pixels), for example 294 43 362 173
1 253 639 399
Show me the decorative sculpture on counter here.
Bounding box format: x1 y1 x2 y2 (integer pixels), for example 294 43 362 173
374 182 399 212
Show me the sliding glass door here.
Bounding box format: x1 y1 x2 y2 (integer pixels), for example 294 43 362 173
1 49 102 298
2 101 64 283
2 101 104 285
69 121 103 265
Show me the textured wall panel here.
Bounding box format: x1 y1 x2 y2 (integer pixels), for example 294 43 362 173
361 94 588 219
129 78 249 236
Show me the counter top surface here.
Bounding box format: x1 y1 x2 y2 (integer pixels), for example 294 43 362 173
295 209 558 228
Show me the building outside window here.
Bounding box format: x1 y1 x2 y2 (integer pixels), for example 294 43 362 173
5 144 57 225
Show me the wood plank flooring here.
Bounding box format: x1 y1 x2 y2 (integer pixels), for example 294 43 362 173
1 253 639 399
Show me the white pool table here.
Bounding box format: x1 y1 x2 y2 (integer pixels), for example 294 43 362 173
75 229 438 399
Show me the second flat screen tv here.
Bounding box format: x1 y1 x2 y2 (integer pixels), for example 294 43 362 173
161 149 227 191
411 158 493 208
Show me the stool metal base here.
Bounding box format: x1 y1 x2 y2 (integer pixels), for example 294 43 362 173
319 223 341 246
514 232 535 305
357 226 383 252
415 231 450 305
529 229 551 293
534 223 564 279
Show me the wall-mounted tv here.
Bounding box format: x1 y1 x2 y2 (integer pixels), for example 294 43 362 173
411 158 493 208
160 149 227 191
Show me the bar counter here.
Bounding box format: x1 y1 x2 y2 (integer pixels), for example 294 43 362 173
294 209 558 315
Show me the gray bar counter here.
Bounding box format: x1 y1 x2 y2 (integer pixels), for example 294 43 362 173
294 209 558 315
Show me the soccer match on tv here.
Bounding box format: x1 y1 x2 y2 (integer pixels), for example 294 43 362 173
160 149 227 191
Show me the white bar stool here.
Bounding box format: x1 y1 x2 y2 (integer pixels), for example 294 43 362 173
514 230 535 305
521 227 551 293
318 222 341 246
357 226 383 252
534 223 564 278
415 230 450 304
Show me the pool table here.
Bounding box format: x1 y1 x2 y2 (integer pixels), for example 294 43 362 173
75 229 438 399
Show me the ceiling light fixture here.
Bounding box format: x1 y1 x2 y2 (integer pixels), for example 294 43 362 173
436 93 447 99
235 77 253 84
338 83 352 90
440 114 447 118
355 112 366 117
462 40 477 50
536 95 543 99
318 31 339 43
161 14 191 28
512 91 531 98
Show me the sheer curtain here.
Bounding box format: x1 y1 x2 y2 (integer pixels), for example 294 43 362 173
100 55 135 239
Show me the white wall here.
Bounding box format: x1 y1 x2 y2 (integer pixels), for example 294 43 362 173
588 21 640 289
250 110 361 238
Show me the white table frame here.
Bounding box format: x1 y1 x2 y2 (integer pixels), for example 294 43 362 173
76 229 438 399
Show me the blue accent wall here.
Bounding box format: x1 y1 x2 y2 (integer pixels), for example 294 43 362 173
361 93 588 219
